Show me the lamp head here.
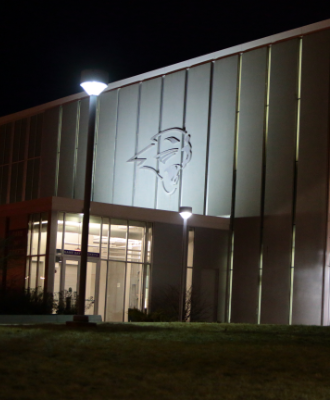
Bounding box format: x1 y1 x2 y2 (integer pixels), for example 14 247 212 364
80 69 109 96
179 206 192 220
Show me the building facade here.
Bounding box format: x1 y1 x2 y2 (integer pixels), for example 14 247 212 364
1 19 330 325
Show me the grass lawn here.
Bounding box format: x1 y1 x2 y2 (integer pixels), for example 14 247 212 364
0 322 330 399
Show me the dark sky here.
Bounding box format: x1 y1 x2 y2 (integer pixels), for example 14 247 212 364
1 0 330 117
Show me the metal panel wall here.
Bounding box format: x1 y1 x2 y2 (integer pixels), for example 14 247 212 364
157 71 186 212
193 227 229 322
93 91 118 203
231 47 268 323
261 39 299 324
74 98 89 200
293 31 330 325
113 84 139 207
206 55 239 217
133 78 162 209
40 107 60 198
57 102 79 198
181 63 211 215
150 222 183 310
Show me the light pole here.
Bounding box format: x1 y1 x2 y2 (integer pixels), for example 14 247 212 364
179 206 192 322
77 69 108 321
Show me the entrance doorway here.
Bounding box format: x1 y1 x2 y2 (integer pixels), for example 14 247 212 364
54 256 100 315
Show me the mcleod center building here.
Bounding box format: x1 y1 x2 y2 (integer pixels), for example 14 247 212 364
1 19 330 325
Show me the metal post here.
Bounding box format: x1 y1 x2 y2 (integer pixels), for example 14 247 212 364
179 218 188 322
77 95 97 316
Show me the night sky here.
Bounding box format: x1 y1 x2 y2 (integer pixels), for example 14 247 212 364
1 0 330 117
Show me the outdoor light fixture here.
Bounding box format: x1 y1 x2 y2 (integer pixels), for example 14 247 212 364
72 69 109 325
179 206 192 322
80 69 109 96
179 206 192 220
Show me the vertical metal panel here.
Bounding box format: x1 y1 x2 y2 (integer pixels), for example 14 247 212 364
235 47 268 218
133 78 162 209
0 165 8 204
93 91 118 203
181 63 211 215
15 162 24 202
231 47 267 323
261 39 299 324
74 98 89 200
293 31 330 325
32 158 40 199
193 227 229 322
12 119 27 163
40 107 60 198
10 163 18 203
231 218 261 322
113 84 139 206
0 124 12 165
150 222 183 310
206 55 238 217
57 102 79 198
157 71 186 211
28 114 43 158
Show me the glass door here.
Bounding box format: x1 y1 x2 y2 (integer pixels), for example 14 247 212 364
59 256 99 315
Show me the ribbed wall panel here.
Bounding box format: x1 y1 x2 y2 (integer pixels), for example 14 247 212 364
93 91 118 203
261 39 299 324
206 55 238 217
293 31 330 325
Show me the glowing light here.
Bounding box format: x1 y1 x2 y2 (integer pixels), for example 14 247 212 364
179 206 192 220
80 81 107 96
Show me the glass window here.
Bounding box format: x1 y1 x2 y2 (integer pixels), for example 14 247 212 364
29 256 38 289
85 261 97 315
105 261 125 322
127 222 145 263
39 213 48 255
25 258 30 289
37 256 46 290
64 213 82 251
143 264 150 311
31 214 40 255
109 220 127 261
187 228 194 267
88 216 101 254
146 223 152 263
100 218 109 259
97 260 107 320
56 212 64 251
125 263 143 314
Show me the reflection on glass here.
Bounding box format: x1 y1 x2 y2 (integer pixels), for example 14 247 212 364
30 256 38 289
64 214 82 251
37 256 46 289
64 259 79 296
56 212 64 250
31 214 40 255
100 219 109 259
105 261 125 322
54 260 61 294
125 263 143 319
146 224 152 263
127 222 144 262
39 213 48 254
27 218 32 256
143 264 150 311
25 259 30 289
187 229 194 267
88 216 101 254
85 261 96 315
109 220 127 261
97 260 107 321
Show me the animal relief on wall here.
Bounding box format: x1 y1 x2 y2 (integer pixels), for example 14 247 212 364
127 127 192 195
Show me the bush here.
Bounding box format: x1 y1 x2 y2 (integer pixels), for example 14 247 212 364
0 288 54 315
